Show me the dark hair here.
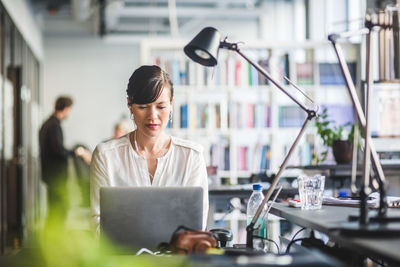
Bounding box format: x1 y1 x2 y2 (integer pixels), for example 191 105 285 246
126 65 174 105
55 96 73 111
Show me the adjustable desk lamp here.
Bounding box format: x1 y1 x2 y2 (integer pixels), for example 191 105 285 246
329 5 400 233
184 27 317 248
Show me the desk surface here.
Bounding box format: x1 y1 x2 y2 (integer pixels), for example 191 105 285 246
270 203 400 264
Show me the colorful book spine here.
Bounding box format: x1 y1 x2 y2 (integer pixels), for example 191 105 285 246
296 62 314 85
259 145 271 172
180 104 188 128
319 62 357 85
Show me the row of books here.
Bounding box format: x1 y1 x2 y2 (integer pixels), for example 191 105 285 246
278 106 307 127
278 104 356 128
176 103 271 129
229 103 271 129
210 143 230 171
209 143 271 172
155 54 289 87
295 62 357 85
171 103 356 130
283 141 314 166
179 103 215 129
155 56 357 87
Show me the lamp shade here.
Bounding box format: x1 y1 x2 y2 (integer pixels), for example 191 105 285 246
184 27 221 67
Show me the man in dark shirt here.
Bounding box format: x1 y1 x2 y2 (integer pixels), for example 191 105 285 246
39 96 74 224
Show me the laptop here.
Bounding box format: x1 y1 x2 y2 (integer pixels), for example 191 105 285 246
100 186 203 251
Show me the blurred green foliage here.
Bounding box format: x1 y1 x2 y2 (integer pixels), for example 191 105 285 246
12 179 189 267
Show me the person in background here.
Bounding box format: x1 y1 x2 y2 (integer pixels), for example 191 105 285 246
90 65 209 234
72 119 132 207
39 96 90 225
112 118 134 139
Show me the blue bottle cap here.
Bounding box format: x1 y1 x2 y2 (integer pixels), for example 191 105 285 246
253 184 263 190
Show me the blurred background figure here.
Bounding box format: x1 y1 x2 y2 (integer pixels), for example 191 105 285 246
113 118 134 139
72 118 133 208
39 96 92 226
39 96 75 226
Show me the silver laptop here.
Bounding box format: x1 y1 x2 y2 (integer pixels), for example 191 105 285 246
100 187 203 251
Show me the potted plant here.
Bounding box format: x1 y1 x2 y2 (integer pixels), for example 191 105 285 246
313 108 359 164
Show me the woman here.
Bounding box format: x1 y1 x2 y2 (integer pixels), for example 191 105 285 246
90 65 209 233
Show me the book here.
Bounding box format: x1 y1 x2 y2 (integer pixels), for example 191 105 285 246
171 59 180 85
247 103 254 128
197 103 209 128
215 104 221 128
249 64 259 86
258 58 270 85
278 106 306 127
296 62 314 85
235 57 242 86
280 53 290 85
319 62 357 85
180 104 188 128
224 146 230 171
238 146 248 171
260 145 271 172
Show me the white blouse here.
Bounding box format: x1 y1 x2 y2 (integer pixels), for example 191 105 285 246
90 133 209 232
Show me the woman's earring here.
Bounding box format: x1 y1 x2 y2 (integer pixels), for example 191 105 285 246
169 112 173 123
130 113 134 121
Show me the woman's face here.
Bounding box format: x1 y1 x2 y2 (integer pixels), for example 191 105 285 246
130 87 172 137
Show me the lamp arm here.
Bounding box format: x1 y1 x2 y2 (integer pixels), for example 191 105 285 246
220 40 313 115
246 115 314 248
220 41 318 248
329 33 388 217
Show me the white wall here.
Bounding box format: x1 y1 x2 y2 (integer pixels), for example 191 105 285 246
43 36 139 150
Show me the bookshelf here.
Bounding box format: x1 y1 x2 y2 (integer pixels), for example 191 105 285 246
140 38 361 183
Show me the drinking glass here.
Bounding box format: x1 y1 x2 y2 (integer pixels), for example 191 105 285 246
297 174 325 210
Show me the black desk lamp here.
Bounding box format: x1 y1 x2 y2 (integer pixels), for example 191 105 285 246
184 27 318 248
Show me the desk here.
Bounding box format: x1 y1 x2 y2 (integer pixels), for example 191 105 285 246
270 203 400 264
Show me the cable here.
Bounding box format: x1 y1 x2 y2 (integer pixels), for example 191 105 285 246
283 227 306 254
285 238 307 254
253 235 280 253
291 227 306 242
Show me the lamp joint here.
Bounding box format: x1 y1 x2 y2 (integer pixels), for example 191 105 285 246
307 109 317 120
219 40 240 52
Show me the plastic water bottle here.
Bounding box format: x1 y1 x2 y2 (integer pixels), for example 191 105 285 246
247 184 267 245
